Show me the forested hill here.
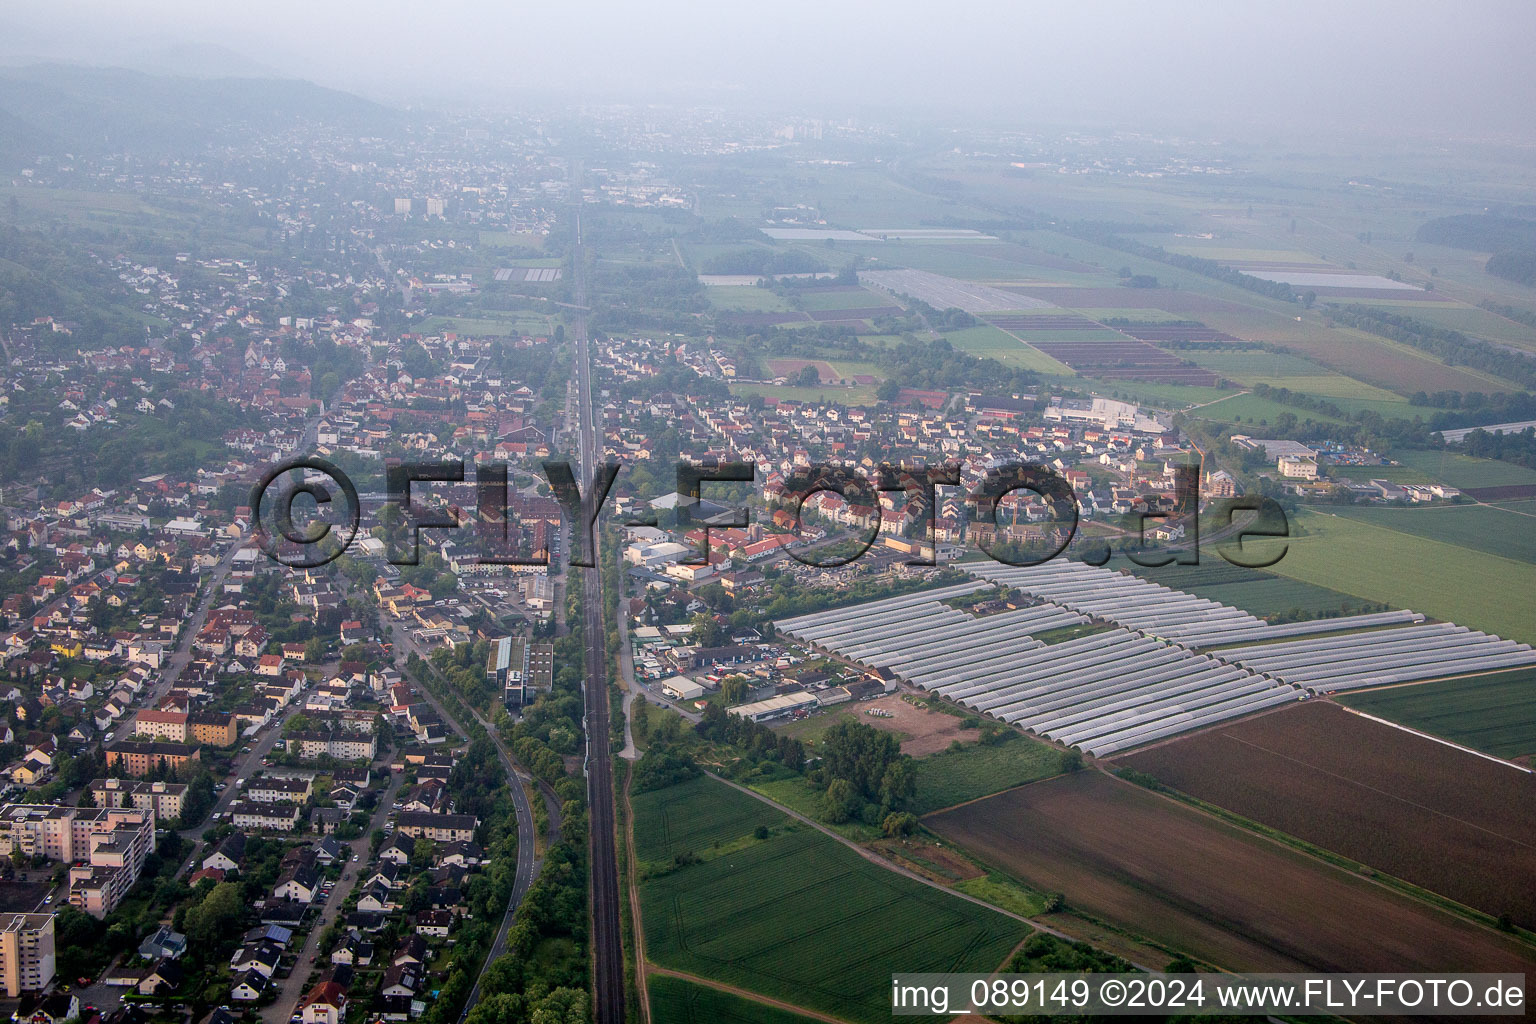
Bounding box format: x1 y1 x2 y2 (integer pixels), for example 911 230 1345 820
0 64 397 166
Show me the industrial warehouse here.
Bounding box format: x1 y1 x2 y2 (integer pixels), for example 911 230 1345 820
773 562 1536 757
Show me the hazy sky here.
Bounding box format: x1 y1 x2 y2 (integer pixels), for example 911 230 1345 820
5 0 1535 136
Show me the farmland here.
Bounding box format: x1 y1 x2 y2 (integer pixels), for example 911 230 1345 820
1340 667 1536 760
907 732 1065 814
1255 509 1536 644
1329 502 1536 564
637 776 1029 1024
633 774 788 864
926 771 1536 973
1394 450 1536 491
1120 701 1536 926
1183 349 1409 401
1123 559 1378 621
943 324 1072 373
648 976 824 1024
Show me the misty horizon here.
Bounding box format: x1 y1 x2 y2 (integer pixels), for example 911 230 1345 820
3 0 1536 140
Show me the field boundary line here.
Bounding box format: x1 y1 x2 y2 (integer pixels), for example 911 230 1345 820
623 766 652 1024
1212 731 1536 848
1099 766 1536 948
704 771 1043 927
644 966 850 1024
916 770 1070 818
1336 704 1533 774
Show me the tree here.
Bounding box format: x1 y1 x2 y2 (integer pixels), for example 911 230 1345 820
881 811 918 837
530 988 588 1024
821 778 859 824
689 612 725 648
818 721 904 803
412 837 436 869
184 881 243 946
719 675 751 704
877 759 916 812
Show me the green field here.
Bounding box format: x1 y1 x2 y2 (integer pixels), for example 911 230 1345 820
945 324 1072 373
1185 350 1408 402
1124 558 1381 620
1188 391 1349 426
648 976 824 1024
708 288 797 312
637 776 1029 1024
1252 509 1536 644
417 316 520 336
793 287 896 311
1061 377 1238 411
1340 668 1536 759
478 229 546 248
908 734 1064 814
1370 303 1536 352
634 774 790 865
1330 503 1536 565
1394 450 1536 491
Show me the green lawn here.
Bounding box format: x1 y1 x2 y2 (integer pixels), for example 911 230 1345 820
1340 668 1536 759
908 734 1065 815
648 976 825 1024
637 776 1029 1024
1254 509 1536 644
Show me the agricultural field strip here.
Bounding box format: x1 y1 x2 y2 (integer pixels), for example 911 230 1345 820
779 559 1531 756
857 268 1053 312
1120 702 1536 927
1339 669 1536 760
927 771 1536 975
634 775 1029 1024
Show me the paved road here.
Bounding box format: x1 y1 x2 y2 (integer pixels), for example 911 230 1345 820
263 770 405 1024
569 201 626 1024
379 617 553 1023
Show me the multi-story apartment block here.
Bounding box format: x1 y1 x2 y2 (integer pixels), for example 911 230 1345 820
0 913 55 997
104 740 201 777
0 805 154 918
188 710 239 748
284 732 377 762
88 778 189 822
133 709 190 743
393 811 478 844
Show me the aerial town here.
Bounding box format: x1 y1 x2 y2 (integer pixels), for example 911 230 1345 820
2 12 1536 1024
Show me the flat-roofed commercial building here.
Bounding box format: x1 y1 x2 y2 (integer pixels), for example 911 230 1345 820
487 636 554 705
